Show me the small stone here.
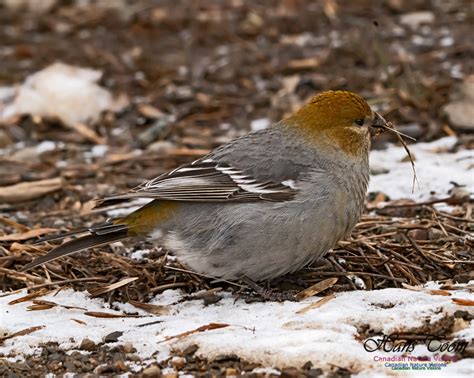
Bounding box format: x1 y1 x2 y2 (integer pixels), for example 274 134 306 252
142 365 161 377
408 228 429 241
181 344 199 356
79 338 97 351
122 342 135 353
103 331 123 343
281 366 299 377
447 187 470 205
162 372 178 378
171 356 186 370
226 367 238 376
443 76 474 131
400 11 435 28
428 228 444 240
0 129 13 148
454 310 473 320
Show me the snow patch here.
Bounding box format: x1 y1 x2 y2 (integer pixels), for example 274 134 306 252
0 62 127 127
1 283 472 375
369 137 472 201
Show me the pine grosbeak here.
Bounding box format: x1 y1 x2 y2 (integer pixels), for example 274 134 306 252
25 90 388 280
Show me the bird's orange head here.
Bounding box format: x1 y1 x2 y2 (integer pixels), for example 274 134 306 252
284 90 387 156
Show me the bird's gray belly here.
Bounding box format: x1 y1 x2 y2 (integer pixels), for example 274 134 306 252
157 194 353 281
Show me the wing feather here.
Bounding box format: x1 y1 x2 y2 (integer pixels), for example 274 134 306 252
95 158 299 207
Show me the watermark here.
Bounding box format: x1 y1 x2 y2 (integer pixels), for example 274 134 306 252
363 333 469 372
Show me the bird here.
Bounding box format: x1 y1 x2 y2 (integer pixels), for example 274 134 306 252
24 90 389 282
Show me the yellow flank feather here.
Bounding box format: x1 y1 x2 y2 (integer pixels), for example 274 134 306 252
117 200 178 236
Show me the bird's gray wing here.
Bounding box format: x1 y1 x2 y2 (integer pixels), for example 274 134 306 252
96 157 298 207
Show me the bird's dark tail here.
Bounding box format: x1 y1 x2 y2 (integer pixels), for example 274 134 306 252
22 200 168 271
22 224 129 271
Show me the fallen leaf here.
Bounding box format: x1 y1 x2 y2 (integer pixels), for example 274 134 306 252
0 177 62 203
452 298 474 306
428 289 451 296
295 277 338 301
84 311 144 318
129 300 170 315
296 294 335 315
88 277 139 297
27 303 56 311
0 326 45 345
71 318 87 325
401 283 423 291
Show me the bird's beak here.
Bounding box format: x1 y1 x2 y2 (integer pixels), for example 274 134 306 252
370 112 388 136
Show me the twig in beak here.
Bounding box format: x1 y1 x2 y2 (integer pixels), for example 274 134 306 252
385 121 419 193
376 124 417 142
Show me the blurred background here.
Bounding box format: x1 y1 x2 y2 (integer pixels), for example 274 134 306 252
0 0 472 227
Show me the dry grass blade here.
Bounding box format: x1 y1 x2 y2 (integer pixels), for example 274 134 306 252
296 294 335 315
0 326 45 345
128 300 171 315
160 323 229 343
88 277 139 297
295 277 338 301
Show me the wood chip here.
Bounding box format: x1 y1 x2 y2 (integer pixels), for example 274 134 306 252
88 277 139 297
0 178 62 203
160 323 229 343
128 300 170 315
451 298 474 306
296 294 335 315
295 277 338 301
0 227 57 241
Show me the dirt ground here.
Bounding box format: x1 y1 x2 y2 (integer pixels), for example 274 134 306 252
0 0 472 376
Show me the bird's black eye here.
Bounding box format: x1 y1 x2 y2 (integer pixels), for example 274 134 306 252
355 118 365 126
